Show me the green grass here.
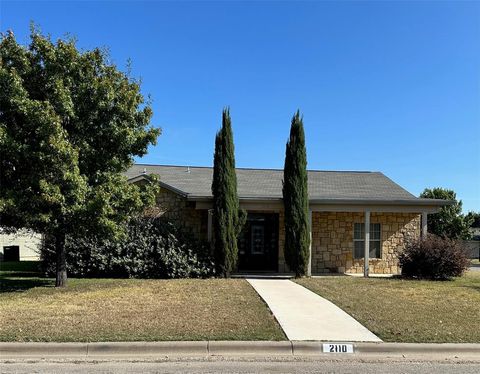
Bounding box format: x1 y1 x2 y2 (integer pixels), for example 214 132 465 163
296 271 480 343
0 263 285 342
0 261 41 275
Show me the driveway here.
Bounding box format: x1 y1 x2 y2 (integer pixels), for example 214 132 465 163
469 265 480 272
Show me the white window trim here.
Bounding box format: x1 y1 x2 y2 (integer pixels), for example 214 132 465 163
353 223 382 259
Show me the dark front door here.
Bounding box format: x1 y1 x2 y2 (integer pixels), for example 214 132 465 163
238 213 279 272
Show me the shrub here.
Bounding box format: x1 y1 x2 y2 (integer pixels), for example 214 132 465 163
41 217 215 278
398 234 469 280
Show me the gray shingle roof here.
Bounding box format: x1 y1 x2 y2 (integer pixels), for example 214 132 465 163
126 164 439 205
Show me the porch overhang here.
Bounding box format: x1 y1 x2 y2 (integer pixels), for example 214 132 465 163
308 198 451 214
193 197 283 211
193 196 451 213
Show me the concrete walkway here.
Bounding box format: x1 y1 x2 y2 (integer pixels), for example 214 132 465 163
247 279 381 342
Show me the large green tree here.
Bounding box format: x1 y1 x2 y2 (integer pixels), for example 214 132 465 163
466 212 480 229
420 188 472 240
0 29 160 287
211 108 245 277
282 111 310 277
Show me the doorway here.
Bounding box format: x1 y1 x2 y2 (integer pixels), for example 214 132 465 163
238 213 279 272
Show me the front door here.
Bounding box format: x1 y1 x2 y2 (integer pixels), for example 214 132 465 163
238 213 279 272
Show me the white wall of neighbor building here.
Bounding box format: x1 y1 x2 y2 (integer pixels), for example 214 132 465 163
0 229 42 261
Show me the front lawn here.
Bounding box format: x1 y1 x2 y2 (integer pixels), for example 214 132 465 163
0 264 284 342
296 271 480 343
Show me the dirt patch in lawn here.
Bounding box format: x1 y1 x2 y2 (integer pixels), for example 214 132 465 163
0 277 285 342
296 271 480 343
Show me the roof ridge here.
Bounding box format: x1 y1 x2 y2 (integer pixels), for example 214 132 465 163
133 163 378 173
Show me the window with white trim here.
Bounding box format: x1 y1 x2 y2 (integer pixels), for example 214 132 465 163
353 223 381 259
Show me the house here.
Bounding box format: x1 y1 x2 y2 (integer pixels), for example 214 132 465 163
127 164 449 275
465 216 480 259
469 217 480 241
0 229 42 262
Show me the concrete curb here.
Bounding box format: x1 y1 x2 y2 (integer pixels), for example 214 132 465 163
209 341 293 356
88 341 208 356
1 341 479 359
0 342 88 357
292 342 480 357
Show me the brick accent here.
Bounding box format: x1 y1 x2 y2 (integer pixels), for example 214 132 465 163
311 212 420 275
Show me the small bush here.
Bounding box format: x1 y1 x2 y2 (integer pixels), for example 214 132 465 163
399 234 469 280
41 217 215 278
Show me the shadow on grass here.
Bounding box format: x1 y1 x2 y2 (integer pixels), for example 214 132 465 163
461 285 480 293
0 277 54 292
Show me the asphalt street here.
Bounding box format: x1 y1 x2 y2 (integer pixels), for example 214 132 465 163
1 358 479 374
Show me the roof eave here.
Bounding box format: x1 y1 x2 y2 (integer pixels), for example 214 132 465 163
128 174 188 198
187 196 453 207
187 195 283 202
308 198 453 206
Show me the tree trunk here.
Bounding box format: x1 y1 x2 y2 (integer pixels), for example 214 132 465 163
55 232 67 287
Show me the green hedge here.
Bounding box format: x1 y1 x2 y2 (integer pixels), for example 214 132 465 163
41 217 215 278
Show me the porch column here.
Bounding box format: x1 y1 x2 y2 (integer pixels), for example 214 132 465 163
421 212 428 238
364 210 370 278
307 209 312 277
207 209 213 243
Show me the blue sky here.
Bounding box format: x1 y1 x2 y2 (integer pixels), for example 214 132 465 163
2 1 479 212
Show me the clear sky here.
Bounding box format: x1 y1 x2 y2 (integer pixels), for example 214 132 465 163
2 1 479 212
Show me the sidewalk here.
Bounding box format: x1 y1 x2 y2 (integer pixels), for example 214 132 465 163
247 279 381 342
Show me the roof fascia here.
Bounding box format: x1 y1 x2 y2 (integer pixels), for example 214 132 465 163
128 174 188 198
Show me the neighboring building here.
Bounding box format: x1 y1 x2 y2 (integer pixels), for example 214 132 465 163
465 216 480 259
469 217 480 240
0 229 42 261
127 164 449 275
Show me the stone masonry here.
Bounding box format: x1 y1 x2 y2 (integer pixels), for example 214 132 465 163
311 212 421 275
144 187 208 241
145 189 420 275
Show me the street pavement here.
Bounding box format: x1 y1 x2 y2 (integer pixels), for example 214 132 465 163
1 358 479 374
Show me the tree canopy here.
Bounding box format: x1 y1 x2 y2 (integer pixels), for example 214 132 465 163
0 28 160 286
211 108 245 277
282 111 310 277
420 188 472 240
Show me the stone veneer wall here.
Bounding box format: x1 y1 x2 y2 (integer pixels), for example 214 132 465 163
144 190 420 275
277 210 287 272
311 212 420 275
144 187 208 241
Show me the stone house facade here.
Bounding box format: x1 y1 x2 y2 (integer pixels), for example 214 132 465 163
311 212 420 274
127 164 448 275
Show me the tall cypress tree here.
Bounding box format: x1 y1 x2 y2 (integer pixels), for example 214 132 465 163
212 108 246 277
283 111 310 277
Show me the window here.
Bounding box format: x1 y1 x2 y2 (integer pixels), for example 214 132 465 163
353 223 381 259
250 225 265 255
